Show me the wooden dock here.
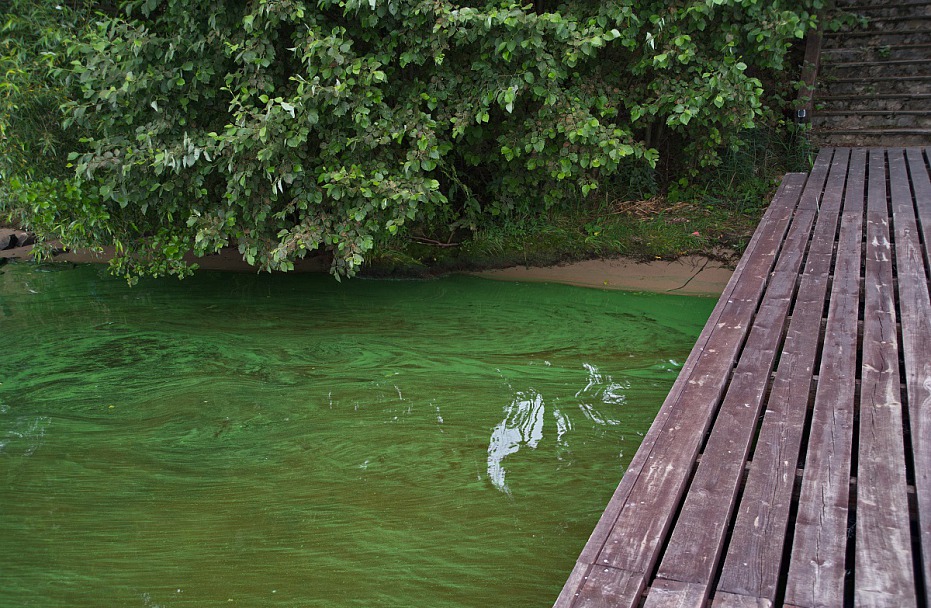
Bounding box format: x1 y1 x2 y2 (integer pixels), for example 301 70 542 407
554 147 931 608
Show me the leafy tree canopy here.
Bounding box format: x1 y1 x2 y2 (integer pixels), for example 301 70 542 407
1 0 821 280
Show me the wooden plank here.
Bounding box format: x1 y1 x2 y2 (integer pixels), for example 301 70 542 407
643 579 707 608
892 147 931 605
555 171 809 608
854 148 916 606
647 155 833 596
909 148 931 270
556 148 931 608
714 149 852 603
555 563 645 608
554 563 598 608
784 147 866 608
593 168 810 577
713 591 772 608
797 27 823 122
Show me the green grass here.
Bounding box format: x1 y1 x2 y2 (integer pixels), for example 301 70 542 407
365 199 763 277
365 125 812 277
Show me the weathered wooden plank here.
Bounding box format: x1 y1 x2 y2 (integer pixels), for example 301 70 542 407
554 562 598 608
642 579 708 608
555 563 645 608
557 148 931 608
854 148 916 606
908 148 931 268
892 147 931 605
715 149 851 603
648 164 829 594
555 171 809 608
712 591 773 608
784 147 866 608
594 168 810 576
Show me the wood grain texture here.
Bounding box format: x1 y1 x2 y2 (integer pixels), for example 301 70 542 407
566 565 645 608
712 591 773 608
715 149 851 603
651 159 828 590
554 173 808 608
555 148 931 608
908 148 931 265
643 579 709 608
854 148 916 607
595 171 807 575
891 147 931 605
784 148 866 608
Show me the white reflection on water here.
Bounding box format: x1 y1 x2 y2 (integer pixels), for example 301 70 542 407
575 363 627 425
486 363 633 494
486 391 544 495
0 414 50 457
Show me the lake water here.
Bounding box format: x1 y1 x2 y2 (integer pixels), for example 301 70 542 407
0 262 714 607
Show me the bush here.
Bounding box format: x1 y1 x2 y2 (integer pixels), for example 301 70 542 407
1 0 821 280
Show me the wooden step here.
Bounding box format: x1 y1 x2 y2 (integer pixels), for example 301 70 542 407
824 29 931 37
826 75 931 83
861 15 931 23
817 93 931 100
821 43 931 52
822 30 931 50
823 59 931 69
814 128 931 135
820 43 931 61
813 110 931 131
815 109 931 116
820 77 931 97
815 94 931 113
811 128 931 146
821 59 931 78
841 1 931 10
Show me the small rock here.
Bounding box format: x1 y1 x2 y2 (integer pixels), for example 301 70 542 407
15 231 36 247
0 229 15 250
0 229 36 250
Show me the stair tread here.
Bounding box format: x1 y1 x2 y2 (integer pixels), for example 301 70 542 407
817 93 931 98
813 128 931 134
860 16 931 22
814 2 931 146
825 76 931 82
824 29 931 36
839 1 931 8
824 59 931 67
822 43 931 51
815 109 931 115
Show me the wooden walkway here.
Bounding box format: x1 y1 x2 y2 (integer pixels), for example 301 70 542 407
555 147 931 608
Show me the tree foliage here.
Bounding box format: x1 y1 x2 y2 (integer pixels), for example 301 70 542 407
1 0 821 280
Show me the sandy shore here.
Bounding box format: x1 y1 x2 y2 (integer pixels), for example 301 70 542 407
2 228 733 295
471 256 733 296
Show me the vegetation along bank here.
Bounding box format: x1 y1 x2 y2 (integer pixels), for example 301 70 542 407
1 1 829 282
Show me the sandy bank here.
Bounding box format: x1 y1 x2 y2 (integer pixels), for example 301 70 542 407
471 256 733 296
2 228 733 295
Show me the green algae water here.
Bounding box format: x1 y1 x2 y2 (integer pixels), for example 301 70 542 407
0 262 714 608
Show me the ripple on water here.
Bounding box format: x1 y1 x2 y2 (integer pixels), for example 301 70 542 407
0 263 714 608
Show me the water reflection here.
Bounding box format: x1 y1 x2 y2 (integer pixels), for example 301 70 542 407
487 391 545 495
579 363 630 426
0 264 714 608
0 412 50 458
486 364 634 494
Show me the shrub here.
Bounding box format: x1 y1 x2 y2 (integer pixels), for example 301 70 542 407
1 0 821 280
